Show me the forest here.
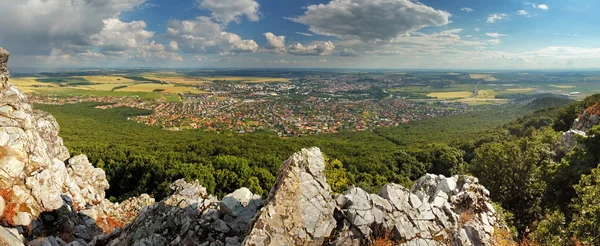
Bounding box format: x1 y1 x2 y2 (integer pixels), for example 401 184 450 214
35 93 600 244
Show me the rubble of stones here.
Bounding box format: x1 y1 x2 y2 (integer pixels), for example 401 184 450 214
0 47 508 245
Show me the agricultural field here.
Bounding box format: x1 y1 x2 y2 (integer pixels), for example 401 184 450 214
115 83 208 94
142 76 209 85
469 74 498 81
203 76 289 83
9 74 208 97
9 77 58 93
427 91 473 99
550 84 577 89
81 76 136 84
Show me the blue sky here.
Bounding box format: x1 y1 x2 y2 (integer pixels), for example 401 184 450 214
0 0 598 69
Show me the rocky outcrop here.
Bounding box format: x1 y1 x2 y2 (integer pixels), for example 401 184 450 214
95 180 262 246
561 102 600 151
330 175 502 245
0 48 112 228
0 48 156 246
244 147 337 246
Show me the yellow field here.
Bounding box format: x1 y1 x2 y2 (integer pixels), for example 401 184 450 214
203 77 289 83
459 98 510 106
81 76 136 84
144 76 209 85
9 77 58 93
115 84 208 94
10 77 58 87
475 90 496 99
550 85 577 89
427 91 473 99
469 74 498 81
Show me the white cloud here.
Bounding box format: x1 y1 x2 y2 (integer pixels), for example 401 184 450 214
288 41 335 56
169 41 179 52
166 16 258 54
91 18 154 52
193 55 207 62
537 4 549 10
488 39 501 45
461 7 474 12
485 33 508 38
487 13 508 23
517 10 529 15
296 32 314 37
289 0 451 42
264 32 286 53
0 0 146 55
197 0 260 25
337 48 357 57
474 28 481 32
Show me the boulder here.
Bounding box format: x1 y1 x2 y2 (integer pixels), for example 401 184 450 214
244 147 337 246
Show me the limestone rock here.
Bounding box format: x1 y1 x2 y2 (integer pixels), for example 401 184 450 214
0 49 113 227
244 147 337 246
0 226 25 246
561 102 600 151
330 174 505 246
95 179 248 246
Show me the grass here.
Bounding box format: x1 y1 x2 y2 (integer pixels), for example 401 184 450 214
143 76 209 85
427 91 473 99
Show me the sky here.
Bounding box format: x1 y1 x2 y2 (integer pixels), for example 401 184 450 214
0 0 598 69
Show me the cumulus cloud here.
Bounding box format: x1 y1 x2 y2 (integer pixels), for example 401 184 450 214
197 0 260 25
487 13 508 23
264 32 286 53
517 10 529 15
0 0 146 55
166 16 258 54
288 0 451 42
461 7 474 12
337 48 357 57
525 2 549 10
288 41 335 56
485 33 508 38
474 28 481 32
91 18 154 52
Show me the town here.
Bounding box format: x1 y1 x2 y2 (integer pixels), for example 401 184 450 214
27 73 474 136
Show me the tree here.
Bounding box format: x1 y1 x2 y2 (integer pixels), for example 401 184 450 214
470 131 555 233
569 164 600 244
325 158 352 194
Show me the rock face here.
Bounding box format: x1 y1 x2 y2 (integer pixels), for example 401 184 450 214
0 47 112 228
0 47 509 246
244 147 337 246
561 102 600 151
